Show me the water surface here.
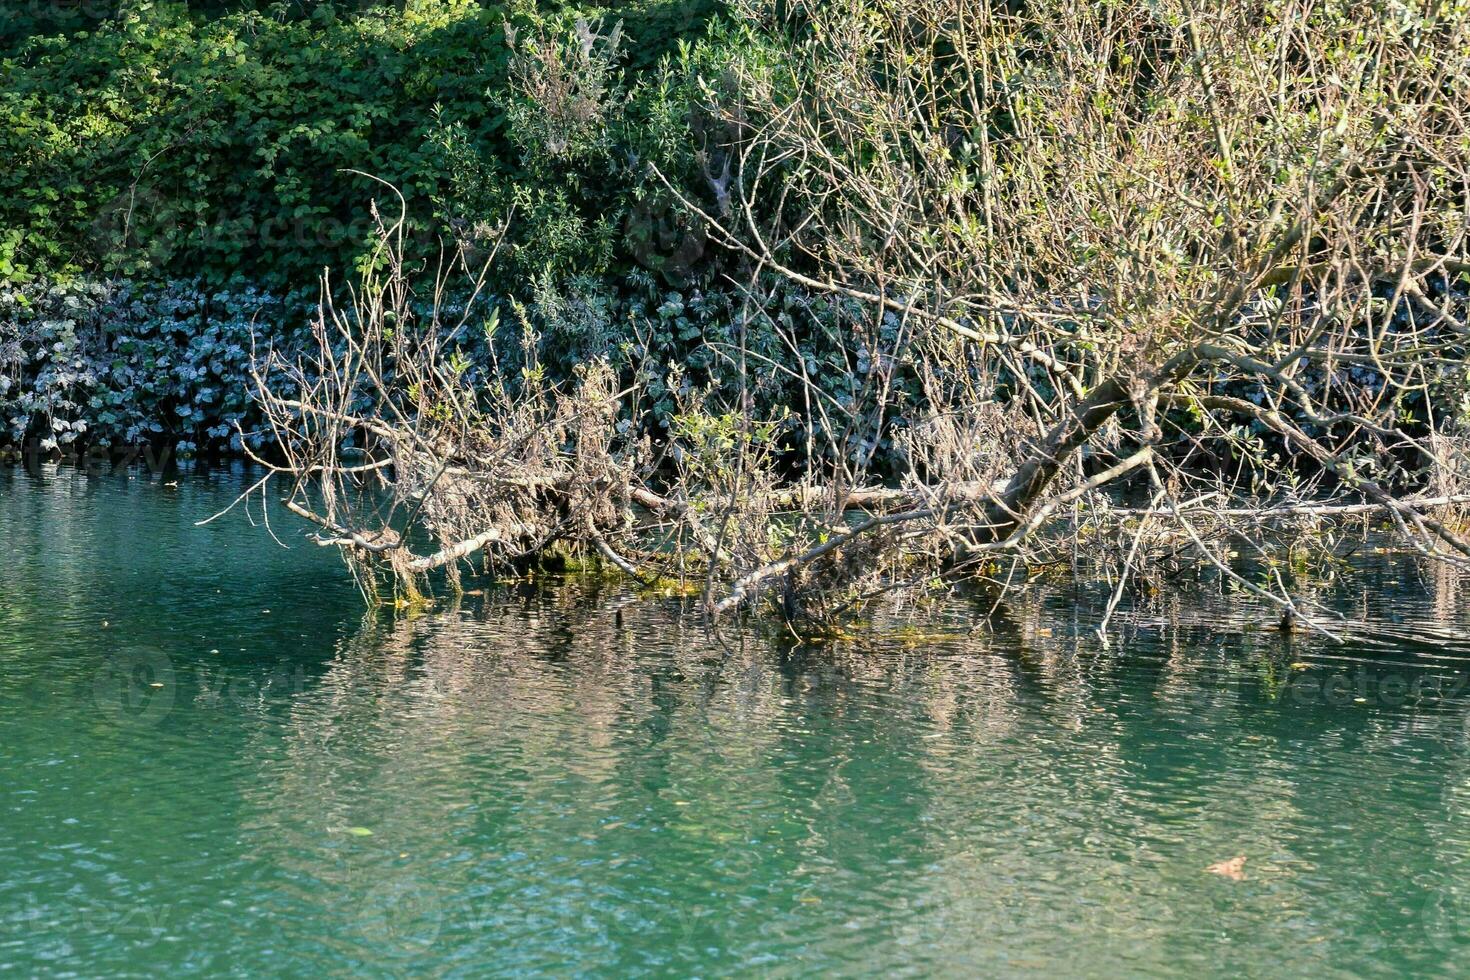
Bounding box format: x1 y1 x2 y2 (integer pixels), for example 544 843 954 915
4 465 1470 977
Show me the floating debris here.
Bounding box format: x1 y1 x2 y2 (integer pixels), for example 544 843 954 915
1205 855 1247 880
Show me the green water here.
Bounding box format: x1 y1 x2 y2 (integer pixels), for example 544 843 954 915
4 466 1470 977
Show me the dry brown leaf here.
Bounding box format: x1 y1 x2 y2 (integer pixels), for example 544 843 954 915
1205 855 1247 880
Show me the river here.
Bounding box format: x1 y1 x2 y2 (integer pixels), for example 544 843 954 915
3 464 1470 977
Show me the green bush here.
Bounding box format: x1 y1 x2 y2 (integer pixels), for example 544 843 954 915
1 0 909 467
0 277 313 452
0 0 724 288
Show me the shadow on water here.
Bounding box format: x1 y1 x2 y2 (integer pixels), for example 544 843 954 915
4 465 1470 977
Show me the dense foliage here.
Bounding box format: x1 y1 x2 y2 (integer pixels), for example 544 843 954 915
1 0 786 452
0 278 309 454
6 0 1467 509
1 0 725 287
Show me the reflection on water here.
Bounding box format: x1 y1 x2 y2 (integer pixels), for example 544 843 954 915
3 465 1470 977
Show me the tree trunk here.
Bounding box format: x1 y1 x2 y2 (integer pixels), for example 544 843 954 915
980 377 1130 540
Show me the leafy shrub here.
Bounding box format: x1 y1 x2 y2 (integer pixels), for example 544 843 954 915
0 0 920 469
0 278 313 452
0 0 725 288
513 268 925 470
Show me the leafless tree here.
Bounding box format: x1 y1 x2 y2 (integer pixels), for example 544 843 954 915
240 0 1470 639
656 0 1470 633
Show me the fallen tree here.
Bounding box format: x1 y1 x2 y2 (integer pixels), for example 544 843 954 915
232 0 1470 639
